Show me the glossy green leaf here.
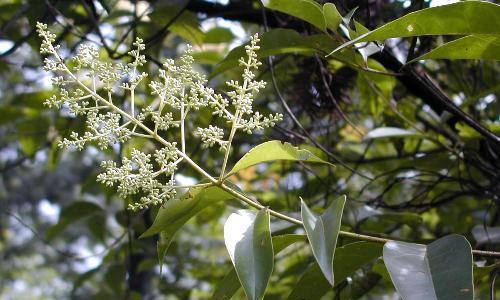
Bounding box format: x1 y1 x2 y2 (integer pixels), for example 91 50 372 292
263 0 326 31
331 1 500 54
227 140 334 177
287 241 383 299
301 195 346 285
364 127 419 140
212 234 306 300
410 35 500 62
47 201 103 241
383 234 474 300
224 209 273 300
322 3 342 31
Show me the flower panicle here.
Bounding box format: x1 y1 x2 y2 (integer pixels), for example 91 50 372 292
37 24 281 210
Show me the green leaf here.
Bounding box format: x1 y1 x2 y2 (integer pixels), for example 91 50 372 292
211 267 241 300
212 234 306 300
410 34 500 62
287 241 383 299
142 185 234 273
301 195 346 285
224 209 273 300
331 1 500 54
323 3 342 31
145 185 235 273
149 5 204 45
47 201 103 240
141 185 234 238
263 0 326 31
212 29 344 77
383 234 474 300
227 140 334 177
204 27 235 44
364 127 419 140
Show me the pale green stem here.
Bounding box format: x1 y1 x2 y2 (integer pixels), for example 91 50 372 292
219 110 241 180
180 98 186 153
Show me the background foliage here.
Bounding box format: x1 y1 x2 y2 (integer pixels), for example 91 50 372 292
0 0 499 299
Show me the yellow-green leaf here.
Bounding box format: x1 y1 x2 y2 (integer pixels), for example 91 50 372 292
226 140 334 177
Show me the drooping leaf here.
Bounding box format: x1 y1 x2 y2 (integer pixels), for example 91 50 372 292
383 234 474 300
143 185 235 272
141 185 234 237
227 140 334 177
224 209 273 300
301 195 346 285
331 1 500 54
364 127 419 140
410 34 500 62
212 234 306 300
287 241 383 299
47 201 103 240
263 0 326 31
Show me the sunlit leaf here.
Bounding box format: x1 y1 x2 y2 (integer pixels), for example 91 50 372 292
331 1 500 54
322 3 342 31
263 0 326 31
227 140 334 177
410 35 500 62
224 209 273 300
383 234 474 300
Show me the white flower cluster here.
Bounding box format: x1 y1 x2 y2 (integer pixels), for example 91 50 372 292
37 22 282 210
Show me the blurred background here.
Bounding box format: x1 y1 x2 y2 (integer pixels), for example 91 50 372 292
0 0 499 299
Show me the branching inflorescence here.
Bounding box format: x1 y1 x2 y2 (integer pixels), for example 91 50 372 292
37 22 282 210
